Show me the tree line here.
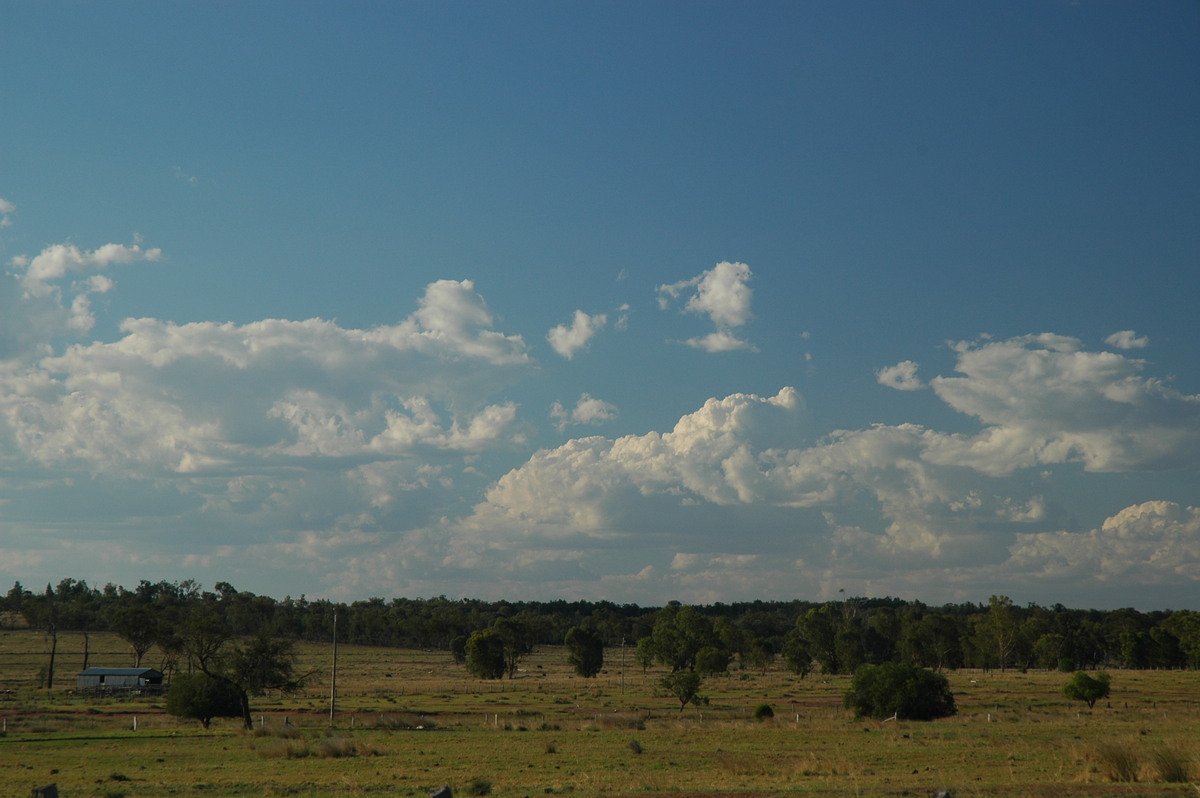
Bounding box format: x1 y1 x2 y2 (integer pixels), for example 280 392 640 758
4 580 1200 684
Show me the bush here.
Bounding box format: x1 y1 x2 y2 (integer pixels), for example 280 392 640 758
843 662 956 721
465 630 507 680
752 703 774 721
166 673 243 728
1062 671 1111 709
467 777 492 796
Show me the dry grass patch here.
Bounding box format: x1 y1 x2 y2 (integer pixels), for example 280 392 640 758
1148 745 1192 783
1087 740 1141 782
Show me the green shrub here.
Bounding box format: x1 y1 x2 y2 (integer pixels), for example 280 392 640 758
752 703 774 721
1062 671 1111 709
166 673 243 728
843 662 956 721
467 777 492 796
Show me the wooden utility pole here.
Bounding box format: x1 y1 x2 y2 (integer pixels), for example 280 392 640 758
329 609 338 728
620 637 625 694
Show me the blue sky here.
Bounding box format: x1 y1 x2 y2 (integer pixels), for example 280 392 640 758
2 1 1198 609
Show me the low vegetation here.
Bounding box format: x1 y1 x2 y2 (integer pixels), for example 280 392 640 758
1 628 1199 797
2 580 1199 796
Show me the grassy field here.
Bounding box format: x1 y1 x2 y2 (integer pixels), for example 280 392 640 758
1 629 1198 797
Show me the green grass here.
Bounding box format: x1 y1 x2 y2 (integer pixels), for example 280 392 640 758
2 630 1198 796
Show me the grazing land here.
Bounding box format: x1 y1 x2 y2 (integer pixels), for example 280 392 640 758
1 629 1197 797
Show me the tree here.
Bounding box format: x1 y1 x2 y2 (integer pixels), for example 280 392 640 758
449 635 468 665
798 604 841 674
564 626 604 678
230 631 304 697
745 638 775 675
781 630 812 678
634 637 655 673
694 645 730 675
902 612 964 671
972 595 1020 671
1062 671 1111 709
1162 610 1200 669
491 617 537 678
111 605 159 666
843 662 957 721
166 672 243 728
1032 633 1066 670
465 629 506 679
660 670 703 712
647 602 720 672
179 604 306 729
25 586 60 689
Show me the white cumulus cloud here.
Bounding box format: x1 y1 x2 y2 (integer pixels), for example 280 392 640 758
546 310 607 359
876 360 924 391
0 280 532 476
2 239 162 362
13 241 162 298
657 261 756 352
927 334 1200 474
1105 330 1149 350
1006 501 1200 585
551 393 618 432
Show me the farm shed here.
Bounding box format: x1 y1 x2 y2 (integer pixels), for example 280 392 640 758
77 667 165 694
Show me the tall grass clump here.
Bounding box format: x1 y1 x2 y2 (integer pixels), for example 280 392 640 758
252 724 304 739
316 737 359 758
1149 746 1191 783
253 739 312 759
1088 741 1140 782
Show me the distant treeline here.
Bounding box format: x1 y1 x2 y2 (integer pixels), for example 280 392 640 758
3 578 1199 674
